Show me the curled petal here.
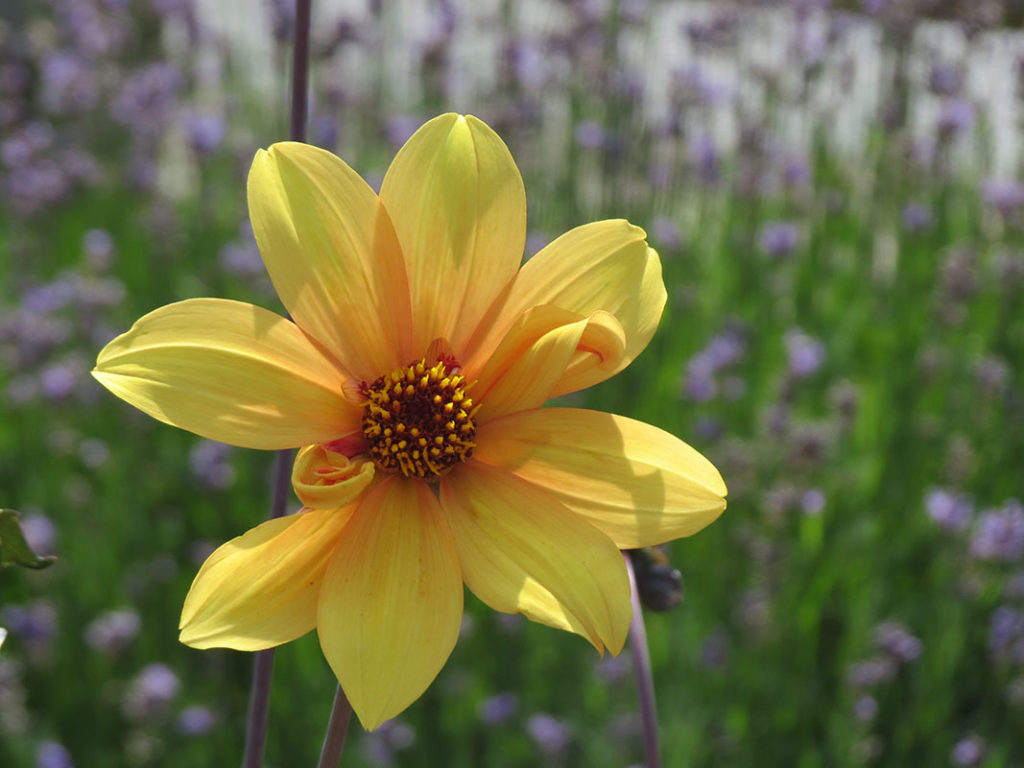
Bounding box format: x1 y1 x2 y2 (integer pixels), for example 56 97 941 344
466 220 664 394
474 408 727 548
292 444 375 509
318 478 463 730
93 298 359 449
179 506 354 650
380 114 526 354
441 463 630 654
472 305 626 422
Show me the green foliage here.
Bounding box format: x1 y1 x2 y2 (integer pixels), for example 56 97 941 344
0 510 56 570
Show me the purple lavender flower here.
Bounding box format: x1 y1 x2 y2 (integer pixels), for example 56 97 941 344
874 621 922 663
111 63 182 141
936 99 975 137
39 361 80 401
1 601 58 653
982 179 1024 216
123 663 180 721
846 657 896 688
478 692 518 725
79 438 110 468
188 439 236 490
177 705 217 736
801 488 826 516
85 608 141 655
757 222 800 258
83 229 115 270
989 606 1024 663
40 52 100 115
574 120 605 150
970 501 1024 562
853 695 878 722
784 327 825 378
594 653 630 684
902 202 933 232
185 112 226 155
950 735 986 766
974 355 1009 397
525 231 550 259
35 741 74 768
650 216 683 250
526 713 571 757
689 134 720 184
925 488 973 534
386 115 420 149
20 512 57 557
362 719 416 766
929 63 963 97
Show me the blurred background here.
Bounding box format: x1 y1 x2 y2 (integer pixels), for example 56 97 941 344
1 0 1023 766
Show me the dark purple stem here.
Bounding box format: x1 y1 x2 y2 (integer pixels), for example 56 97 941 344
241 3 311 762
242 449 295 768
290 0 312 144
623 552 662 768
317 685 354 768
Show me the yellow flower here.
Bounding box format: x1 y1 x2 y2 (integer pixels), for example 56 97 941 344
92 114 726 729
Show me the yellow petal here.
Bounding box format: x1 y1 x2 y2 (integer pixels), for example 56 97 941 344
474 408 727 548
472 305 625 422
379 114 526 354
318 477 463 730
93 298 358 449
179 506 354 650
248 142 414 380
441 462 630 654
466 220 664 395
291 444 375 509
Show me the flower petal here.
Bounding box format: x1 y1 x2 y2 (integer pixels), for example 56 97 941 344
472 305 625 422
474 408 727 548
248 142 414 380
441 462 630 654
93 298 359 449
379 114 526 354
179 506 353 650
292 445 375 509
318 477 463 730
466 220 664 394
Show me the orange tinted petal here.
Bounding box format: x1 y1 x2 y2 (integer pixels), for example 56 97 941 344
317 477 463 730
441 463 630 654
179 506 353 650
474 408 726 548
93 298 358 449
471 305 626 422
248 142 413 380
466 220 663 394
379 114 526 354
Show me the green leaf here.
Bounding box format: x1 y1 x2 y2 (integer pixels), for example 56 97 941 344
0 509 57 570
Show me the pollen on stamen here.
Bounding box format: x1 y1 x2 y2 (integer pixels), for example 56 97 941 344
361 357 478 479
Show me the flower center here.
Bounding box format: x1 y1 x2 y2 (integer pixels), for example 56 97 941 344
361 358 478 479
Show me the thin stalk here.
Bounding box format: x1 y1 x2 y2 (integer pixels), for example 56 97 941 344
623 552 661 768
241 3 311 761
316 685 354 768
290 0 312 144
242 449 295 768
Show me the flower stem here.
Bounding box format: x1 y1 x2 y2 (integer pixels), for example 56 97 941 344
241 3 313 766
623 551 661 768
290 0 312 144
317 685 353 768
242 448 295 768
